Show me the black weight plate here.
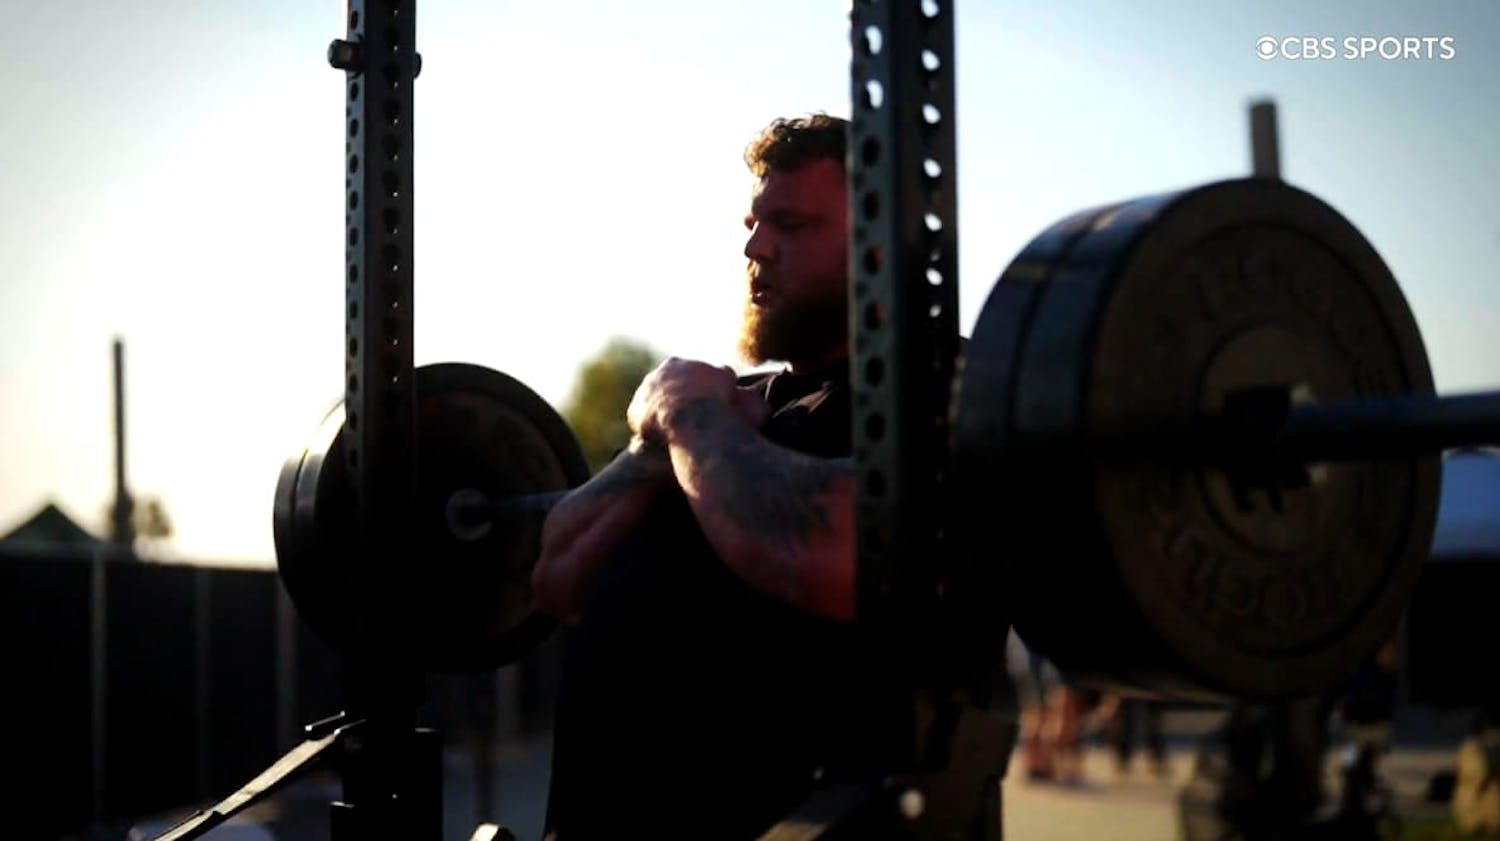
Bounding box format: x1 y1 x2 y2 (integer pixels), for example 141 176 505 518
275 363 589 674
968 178 1441 700
951 200 1128 626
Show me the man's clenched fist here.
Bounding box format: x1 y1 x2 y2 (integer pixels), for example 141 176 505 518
626 357 769 444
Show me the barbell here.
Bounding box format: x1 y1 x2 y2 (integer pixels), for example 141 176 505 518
273 177 1496 697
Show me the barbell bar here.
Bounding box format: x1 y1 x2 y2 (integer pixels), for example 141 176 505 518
439 386 1500 533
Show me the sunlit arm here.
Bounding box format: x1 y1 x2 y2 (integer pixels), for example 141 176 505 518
661 400 855 622
531 440 673 622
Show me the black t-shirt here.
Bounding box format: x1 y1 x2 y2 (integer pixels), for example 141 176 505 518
544 359 897 840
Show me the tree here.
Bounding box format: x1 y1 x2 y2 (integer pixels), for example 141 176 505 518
561 337 662 473
135 497 172 540
96 494 173 557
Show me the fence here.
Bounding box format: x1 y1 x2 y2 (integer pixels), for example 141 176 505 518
1 546 556 839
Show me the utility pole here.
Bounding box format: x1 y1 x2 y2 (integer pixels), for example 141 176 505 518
1250 98 1281 179
110 337 136 553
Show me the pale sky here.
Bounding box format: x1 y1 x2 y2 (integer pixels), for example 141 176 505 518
2 0 1497 566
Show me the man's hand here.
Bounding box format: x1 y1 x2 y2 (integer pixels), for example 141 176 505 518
627 358 769 444
544 356 855 622
535 360 767 622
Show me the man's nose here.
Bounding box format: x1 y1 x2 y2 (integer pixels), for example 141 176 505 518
744 223 775 264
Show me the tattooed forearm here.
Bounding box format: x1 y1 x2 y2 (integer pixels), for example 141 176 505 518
670 399 849 553
661 397 856 619
723 445 842 555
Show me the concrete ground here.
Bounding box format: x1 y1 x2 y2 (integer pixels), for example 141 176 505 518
130 709 1463 841
1001 741 1456 841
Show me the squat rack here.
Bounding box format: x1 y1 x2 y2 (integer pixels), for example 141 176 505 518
324 0 995 836
152 1 1324 838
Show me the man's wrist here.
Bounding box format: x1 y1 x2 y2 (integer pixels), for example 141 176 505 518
624 435 673 471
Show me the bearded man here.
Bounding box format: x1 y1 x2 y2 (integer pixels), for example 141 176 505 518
532 114 898 840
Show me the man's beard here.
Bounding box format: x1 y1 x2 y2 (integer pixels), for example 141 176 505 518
737 281 848 367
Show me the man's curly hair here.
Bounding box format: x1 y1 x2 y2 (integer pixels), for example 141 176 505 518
743 113 849 177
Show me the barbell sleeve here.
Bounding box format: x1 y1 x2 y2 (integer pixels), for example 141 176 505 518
997 388 1500 468
444 488 573 542
1274 388 1500 462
